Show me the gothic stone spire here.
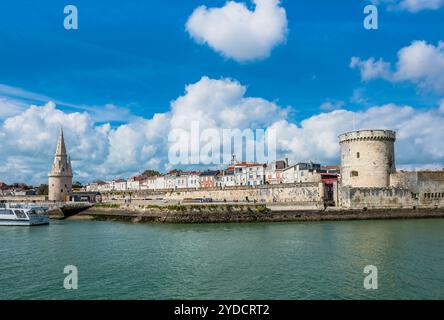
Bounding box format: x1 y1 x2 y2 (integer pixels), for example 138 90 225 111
49 127 72 177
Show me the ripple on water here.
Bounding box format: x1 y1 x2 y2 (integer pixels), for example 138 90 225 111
0 219 443 299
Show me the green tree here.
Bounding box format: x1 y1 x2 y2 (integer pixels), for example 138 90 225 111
141 169 161 177
72 181 83 188
37 184 48 195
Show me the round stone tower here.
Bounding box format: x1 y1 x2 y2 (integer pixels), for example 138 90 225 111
339 129 396 188
48 128 73 201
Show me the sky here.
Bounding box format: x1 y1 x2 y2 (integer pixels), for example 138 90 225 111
0 0 443 185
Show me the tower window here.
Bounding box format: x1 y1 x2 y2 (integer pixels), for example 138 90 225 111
351 171 359 177
357 152 360 159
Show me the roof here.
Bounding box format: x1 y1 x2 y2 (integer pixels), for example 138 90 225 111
234 162 265 168
322 165 340 170
200 170 219 176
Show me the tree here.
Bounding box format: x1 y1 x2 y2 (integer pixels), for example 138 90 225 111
141 169 161 177
37 184 48 195
72 181 83 188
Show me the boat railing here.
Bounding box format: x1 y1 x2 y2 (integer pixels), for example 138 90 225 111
2 203 48 210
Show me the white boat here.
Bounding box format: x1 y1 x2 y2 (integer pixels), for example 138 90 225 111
0 203 50 226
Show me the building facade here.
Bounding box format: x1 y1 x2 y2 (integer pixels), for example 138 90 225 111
282 162 321 184
265 160 288 184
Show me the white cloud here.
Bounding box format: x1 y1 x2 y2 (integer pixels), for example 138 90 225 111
351 41 444 93
350 57 392 81
372 0 444 12
0 102 110 184
271 104 444 167
0 98 27 119
170 76 288 130
186 0 288 62
1 77 444 185
320 100 345 111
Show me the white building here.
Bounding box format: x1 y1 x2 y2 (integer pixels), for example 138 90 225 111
215 169 236 188
127 176 144 191
164 174 176 190
282 162 322 184
175 174 188 189
233 163 266 186
186 172 200 189
112 179 127 191
265 160 288 184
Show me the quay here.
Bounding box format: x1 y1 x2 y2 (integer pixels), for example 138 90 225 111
70 203 444 224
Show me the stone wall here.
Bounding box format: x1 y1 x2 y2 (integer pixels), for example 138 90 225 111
0 195 47 202
101 183 325 207
390 171 444 193
340 186 444 209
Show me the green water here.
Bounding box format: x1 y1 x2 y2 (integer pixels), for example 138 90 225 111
1 218 443 299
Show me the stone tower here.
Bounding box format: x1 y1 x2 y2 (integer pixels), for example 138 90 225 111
48 128 73 201
339 129 396 188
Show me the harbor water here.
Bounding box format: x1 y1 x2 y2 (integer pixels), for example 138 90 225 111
1 218 443 299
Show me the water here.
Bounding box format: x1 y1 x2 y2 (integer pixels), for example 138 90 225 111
1 218 443 300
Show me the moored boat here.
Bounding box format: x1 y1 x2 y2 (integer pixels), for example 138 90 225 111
0 203 50 226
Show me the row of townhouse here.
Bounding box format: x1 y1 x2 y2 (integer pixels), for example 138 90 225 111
85 161 340 192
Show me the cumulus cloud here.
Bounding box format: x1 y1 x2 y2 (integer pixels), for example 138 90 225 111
0 102 110 184
0 97 27 119
372 0 444 12
185 0 288 62
350 57 392 81
1 77 444 185
271 104 444 167
351 41 444 93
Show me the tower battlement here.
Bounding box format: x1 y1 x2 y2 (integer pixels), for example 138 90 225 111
339 130 396 144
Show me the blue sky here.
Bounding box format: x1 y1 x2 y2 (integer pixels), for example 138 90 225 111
0 0 443 184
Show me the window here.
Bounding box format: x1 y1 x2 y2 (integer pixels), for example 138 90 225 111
351 171 359 177
357 152 360 159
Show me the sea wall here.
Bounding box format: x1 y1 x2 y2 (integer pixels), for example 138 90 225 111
100 183 325 207
340 187 444 209
76 205 444 224
0 195 47 202
390 171 444 193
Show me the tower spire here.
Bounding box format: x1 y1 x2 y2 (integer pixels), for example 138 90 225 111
55 127 67 156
